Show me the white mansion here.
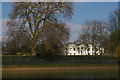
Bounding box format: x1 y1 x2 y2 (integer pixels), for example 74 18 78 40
64 42 104 55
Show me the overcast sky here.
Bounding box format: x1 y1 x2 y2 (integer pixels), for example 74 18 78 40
1 2 118 42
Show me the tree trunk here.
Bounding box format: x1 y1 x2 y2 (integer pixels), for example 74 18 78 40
32 44 36 56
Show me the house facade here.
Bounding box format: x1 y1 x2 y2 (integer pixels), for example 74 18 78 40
64 43 104 55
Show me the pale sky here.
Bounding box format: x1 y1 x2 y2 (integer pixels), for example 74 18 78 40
0 2 119 42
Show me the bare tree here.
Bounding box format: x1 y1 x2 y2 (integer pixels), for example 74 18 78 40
78 20 109 55
109 9 119 32
7 2 73 56
0 41 1 54
108 9 120 56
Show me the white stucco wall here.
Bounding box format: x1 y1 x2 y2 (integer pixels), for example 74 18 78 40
64 43 104 56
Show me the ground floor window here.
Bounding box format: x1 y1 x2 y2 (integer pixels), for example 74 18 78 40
74 53 76 55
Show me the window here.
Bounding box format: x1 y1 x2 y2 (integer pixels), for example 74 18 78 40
81 51 83 53
88 53 90 55
74 48 75 51
74 53 76 55
77 47 79 50
78 50 80 53
87 48 90 51
81 47 83 49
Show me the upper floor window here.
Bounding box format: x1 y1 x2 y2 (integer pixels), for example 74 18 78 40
81 47 83 49
77 47 79 50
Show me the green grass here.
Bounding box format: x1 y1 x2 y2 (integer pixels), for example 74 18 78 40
2 56 119 78
2 63 118 68
2 66 118 78
2 55 118 67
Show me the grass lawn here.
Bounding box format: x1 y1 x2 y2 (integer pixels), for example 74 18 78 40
2 66 118 78
2 56 119 79
2 64 119 78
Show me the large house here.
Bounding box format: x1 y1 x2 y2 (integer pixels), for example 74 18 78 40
64 42 104 55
